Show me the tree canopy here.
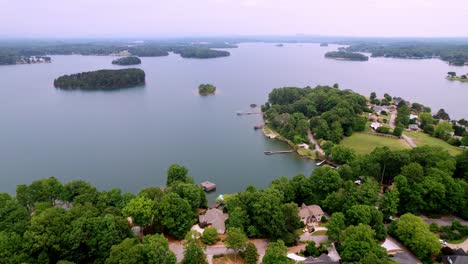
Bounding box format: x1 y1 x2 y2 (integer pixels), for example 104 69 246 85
54 68 145 90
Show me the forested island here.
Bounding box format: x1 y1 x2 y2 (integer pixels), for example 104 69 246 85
172 47 230 59
111 56 141 65
54 68 145 90
346 42 468 65
447 71 468 82
324 51 369 61
198 84 217 95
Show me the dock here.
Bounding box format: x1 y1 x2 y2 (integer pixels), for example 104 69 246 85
264 150 295 155
236 111 261 116
254 124 264 130
200 181 217 192
316 160 326 166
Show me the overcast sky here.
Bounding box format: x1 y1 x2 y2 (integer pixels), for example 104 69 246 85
1 0 467 38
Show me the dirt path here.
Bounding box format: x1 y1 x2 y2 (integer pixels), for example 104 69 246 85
389 110 397 129
402 134 417 148
308 129 324 156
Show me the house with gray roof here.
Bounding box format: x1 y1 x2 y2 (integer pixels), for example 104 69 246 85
199 208 228 234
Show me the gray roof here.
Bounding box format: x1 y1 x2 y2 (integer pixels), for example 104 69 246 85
444 255 468 264
199 208 228 234
304 254 337 264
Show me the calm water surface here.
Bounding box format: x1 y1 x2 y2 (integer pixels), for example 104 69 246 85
0 43 467 200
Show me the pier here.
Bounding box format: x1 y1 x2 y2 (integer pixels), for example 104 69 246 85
264 150 295 155
236 111 261 116
200 181 217 192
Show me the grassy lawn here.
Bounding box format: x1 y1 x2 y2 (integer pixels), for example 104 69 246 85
447 236 468 244
341 133 411 155
403 131 463 156
311 230 328 236
297 147 314 158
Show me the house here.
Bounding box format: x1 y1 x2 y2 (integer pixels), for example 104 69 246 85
131 226 143 239
409 114 419 120
408 124 419 131
442 248 468 264
372 105 388 113
370 122 382 130
53 200 72 210
199 208 228 234
368 114 379 122
299 204 324 226
298 143 310 149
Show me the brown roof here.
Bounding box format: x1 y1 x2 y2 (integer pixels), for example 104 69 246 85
299 204 324 219
199 208 228 234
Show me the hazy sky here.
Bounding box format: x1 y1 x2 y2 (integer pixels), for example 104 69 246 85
1 0 467 37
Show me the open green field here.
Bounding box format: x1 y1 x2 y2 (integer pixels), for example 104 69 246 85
403 131 463 156
341 133 411 155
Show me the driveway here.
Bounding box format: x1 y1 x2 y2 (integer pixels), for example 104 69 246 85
420 215 468 227
447 239 468 251
402 134 417 148
299 234 328 244
308 129 324 156
389 110 397 129
382 236 421 264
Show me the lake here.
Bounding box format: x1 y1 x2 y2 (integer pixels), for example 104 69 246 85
0 43 466 200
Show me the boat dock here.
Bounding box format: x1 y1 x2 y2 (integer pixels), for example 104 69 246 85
236 111 261 116
264 150 295 155
200 181 216 192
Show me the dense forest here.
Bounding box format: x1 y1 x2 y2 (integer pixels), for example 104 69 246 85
324 51 369 61
111 56 142 65
198 84 217 95
262 85 368 144
171 47 230 59
1 147 466 263
54 68 145 90
346 43 468 65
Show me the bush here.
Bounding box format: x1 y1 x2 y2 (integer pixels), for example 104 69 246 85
243 242 259 264
321 215 328 223
376 126 391 134
393 126 403 137
201 227 219 245
429 223 439 233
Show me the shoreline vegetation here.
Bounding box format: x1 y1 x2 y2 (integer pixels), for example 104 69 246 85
53 68 145 90
111 56 141 65
198 84 217 95
447 71 468 82
262 124 318 160
324 51 369 61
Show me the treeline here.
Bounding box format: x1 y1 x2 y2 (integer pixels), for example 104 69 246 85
0 42 232 60
324 51 369 61
262 85 368 144
54 68 145 90
346 42 468 65
111 56 141 65
0 164 206 263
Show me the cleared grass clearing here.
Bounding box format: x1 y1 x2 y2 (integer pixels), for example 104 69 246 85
341 133 411 155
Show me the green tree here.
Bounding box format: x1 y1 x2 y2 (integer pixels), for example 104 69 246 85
201 227 218 245
262 240 293 264
106 238 146 264
244 242 258 264
0 193 29 234
170 182 207 210
160 193 195 239
305 241 320 257
182 235 207 264
327 212 346 241
340 224 390 263
434 121 454 140
225 228 247 259
167 164 192 186
122 196 156 227
389 213 441 262
380 189 399 220
143 234 177 264
330 145 356 164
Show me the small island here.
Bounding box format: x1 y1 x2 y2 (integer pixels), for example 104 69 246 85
111 56 142 65
54 68 145 90
198 84 217 95
447 71 468 82
320 43 329 47
325 51 369 61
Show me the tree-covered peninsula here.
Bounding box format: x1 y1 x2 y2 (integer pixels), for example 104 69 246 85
198 84 217 95
54 68 145 90
111 56 142 65
324 51 369 61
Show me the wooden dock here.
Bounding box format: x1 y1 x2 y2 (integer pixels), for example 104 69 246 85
200 181 216 192
236 111 261 116
264 150 295 155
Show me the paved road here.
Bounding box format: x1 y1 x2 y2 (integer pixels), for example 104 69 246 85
383 236 421 264
420 215 468 227
402 134 417 148
308 129 324 156
299 234 328 244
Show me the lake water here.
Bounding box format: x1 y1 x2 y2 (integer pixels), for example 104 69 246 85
0 43 467 200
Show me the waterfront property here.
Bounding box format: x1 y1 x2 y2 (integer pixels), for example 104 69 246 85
198 208 228 234
299 204 325 226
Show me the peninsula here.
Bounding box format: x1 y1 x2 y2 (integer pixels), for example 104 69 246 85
198 84 217 95
111 56 142 65
324 51 369 61
54 68 145 90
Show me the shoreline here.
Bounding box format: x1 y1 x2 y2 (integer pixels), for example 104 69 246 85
262 124 321 161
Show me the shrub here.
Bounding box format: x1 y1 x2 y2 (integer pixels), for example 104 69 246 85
429 223 439 233
201 227 219 245
321 215 328 223
376 126 390 134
